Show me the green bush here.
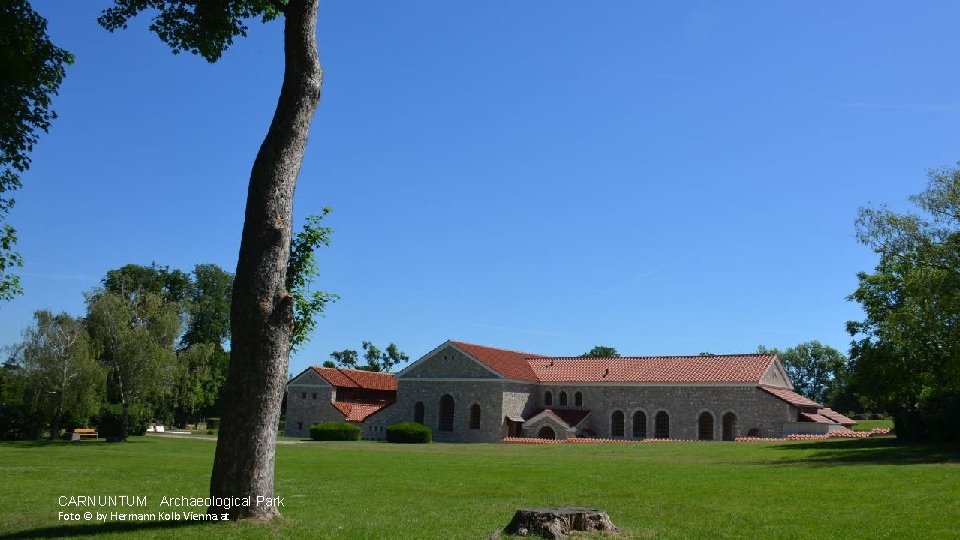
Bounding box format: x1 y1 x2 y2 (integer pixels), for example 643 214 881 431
309 421 361 441
386 422 432 444
94 404 149 438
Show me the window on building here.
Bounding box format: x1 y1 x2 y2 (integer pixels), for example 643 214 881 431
469 404 481 429
439 394 455 432
574 391 583 407
633 411 647 439
559 391 568 406
544 391 553 406
611 410 625 437
414 402 425 424
655 411 670 438
312 393 317 399
301 392 306 399
698 411 714 441
297 422 302 430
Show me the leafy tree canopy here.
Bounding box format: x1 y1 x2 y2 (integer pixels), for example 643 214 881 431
0 0 73 301
581 346 620 358
848 164 960 441
326 342 409 373
758 342 847 405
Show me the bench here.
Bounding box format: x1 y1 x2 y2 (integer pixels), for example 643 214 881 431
72 428 98 441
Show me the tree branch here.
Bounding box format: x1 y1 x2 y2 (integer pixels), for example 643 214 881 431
269 0 288 15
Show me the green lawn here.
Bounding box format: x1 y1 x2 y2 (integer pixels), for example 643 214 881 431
0 435 957 539
852 419 894 431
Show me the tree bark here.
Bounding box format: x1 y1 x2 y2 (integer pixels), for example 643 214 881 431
208 0 322 521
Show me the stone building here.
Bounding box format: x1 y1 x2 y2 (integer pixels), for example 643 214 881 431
285 366 396 439
285 340 854 441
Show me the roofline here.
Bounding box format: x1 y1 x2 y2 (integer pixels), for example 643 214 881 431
534 353 779 361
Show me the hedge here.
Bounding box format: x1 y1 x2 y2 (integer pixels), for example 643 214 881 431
386 422 432 444
309 421 361 441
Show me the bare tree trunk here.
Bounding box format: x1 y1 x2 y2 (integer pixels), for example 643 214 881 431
208 0 321 521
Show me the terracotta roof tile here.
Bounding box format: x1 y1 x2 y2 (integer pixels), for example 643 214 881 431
312 367 397 391
759 385 823 408
801 412 835 424
451 341 540 381
331 402 390 422
529 355 776 383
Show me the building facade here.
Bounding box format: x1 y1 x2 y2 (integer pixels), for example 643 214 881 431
285 340 854 441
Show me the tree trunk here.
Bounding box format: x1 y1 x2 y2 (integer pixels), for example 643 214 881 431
208 0 322 521
498 508 618 539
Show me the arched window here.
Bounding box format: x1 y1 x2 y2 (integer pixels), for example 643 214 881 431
611 410 625 437
469 404 481 429
414 402 425 424
537 426 556 440
544 391 553 406
559 391 568 406
698 412 714 440
574 392 583 407
722 412 738 441
632 411 647 439
439 394 455 432
655 411 670 439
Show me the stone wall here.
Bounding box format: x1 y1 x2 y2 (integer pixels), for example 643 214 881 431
529 384 793 440
285 369 337 437
400 344 499 379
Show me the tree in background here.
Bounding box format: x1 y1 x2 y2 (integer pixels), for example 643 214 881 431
86 290 179 440
848 164 960 441
0 1 73 300
581 346 620 358
16 310 103 438
98 0 325 517
325 342 409 373
758 342 847 405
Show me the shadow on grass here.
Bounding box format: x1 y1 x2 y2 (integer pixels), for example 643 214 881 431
767 437 960 466
0 519 211 539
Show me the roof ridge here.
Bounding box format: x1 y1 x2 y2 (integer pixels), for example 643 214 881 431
450 340 543 357
533 353 777 360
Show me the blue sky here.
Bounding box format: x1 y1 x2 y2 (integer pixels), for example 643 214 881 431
4 1 959 374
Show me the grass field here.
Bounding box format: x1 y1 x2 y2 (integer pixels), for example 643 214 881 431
1 434 957 539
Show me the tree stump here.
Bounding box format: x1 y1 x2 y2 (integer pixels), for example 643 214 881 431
497 507 618 539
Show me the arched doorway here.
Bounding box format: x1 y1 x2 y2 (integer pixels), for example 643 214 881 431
537 426 556 439
632 411 647 439
414 402 424 424
611 410 624 437
698 411 714 441
654 411 670 439
722 412 737 441
438 394 454 432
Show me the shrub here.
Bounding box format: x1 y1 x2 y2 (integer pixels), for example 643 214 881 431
94 404 149 438
309 421 361 441
386 422 432 444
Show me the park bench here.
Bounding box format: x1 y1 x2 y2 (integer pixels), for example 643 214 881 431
72 428 98 441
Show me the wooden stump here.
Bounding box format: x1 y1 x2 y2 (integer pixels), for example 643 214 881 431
497 507 618 539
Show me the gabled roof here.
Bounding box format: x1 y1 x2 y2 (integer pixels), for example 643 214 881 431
451 341 540 382
800 411 835 424
331 401 390 422
759 384 822 408
818 408 857 426
311 367 397 391
529 355 777 383
523 408 592 429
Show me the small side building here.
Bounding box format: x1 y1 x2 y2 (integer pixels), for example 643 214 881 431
284 367 397 439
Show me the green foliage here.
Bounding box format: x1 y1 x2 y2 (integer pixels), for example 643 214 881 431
848 164 960 441
287 210 338 351
385 422 432 444
0 360 43 440
309 421 360 441
17 310 105 437
581 346 620 358
0 0 73 301
98 0 281 63
182 263 233 349
86 290 180 440
758 342 848 405
103 263 192 305
95 403 149 438
327 342 409 372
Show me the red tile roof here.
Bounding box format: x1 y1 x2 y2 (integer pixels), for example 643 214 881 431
446 341 781 384
331 402 390 422
800 412 835 424
312 367 397 391
451 341 540 381
759 385 822 408
529 355 777 383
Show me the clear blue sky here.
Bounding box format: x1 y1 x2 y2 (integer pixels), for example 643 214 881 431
4 1 959 375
